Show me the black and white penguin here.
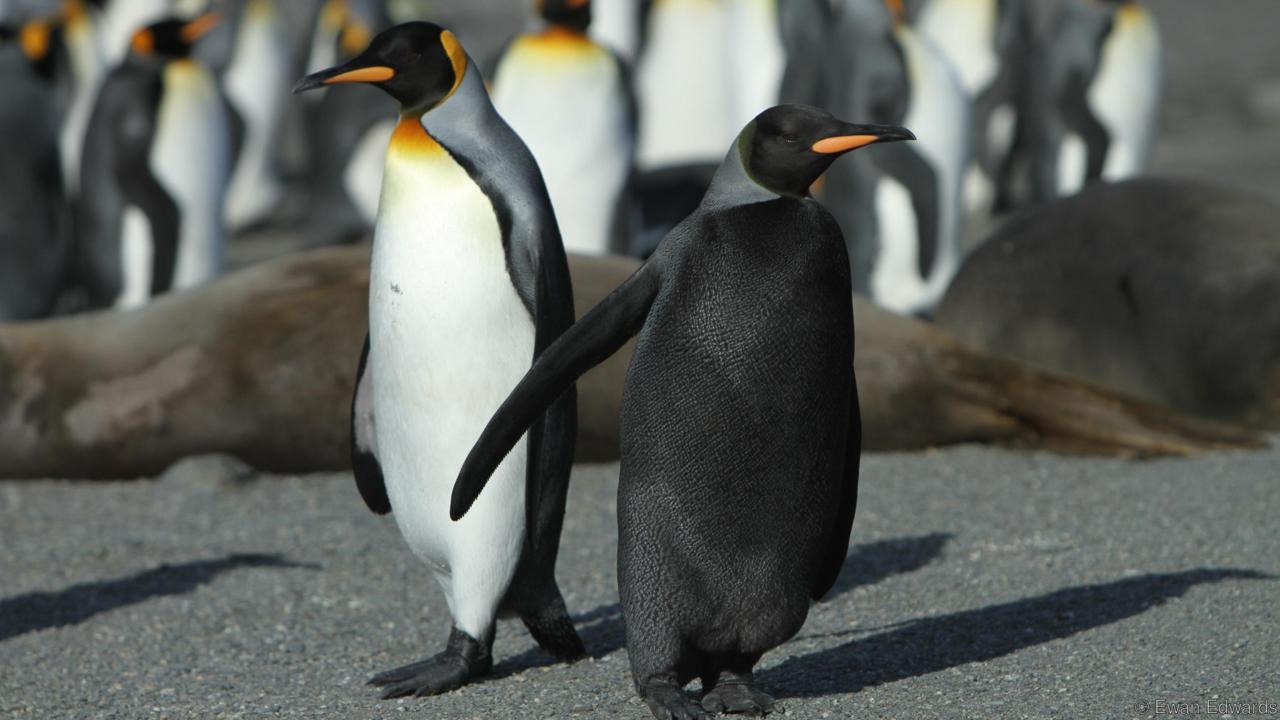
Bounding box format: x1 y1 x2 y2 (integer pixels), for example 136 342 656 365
453 105 913 719
220 0 292 230
298 0 396 245
0 14 71 320
824 0 969 315
56 0 107 198
634 0 732 172
1052 0 1161 196
77 13 232 309
491 0 635 255
98 0 184 63
915 0 1018 215
589 0 641 61
293 21 585 697
985 0 1160 205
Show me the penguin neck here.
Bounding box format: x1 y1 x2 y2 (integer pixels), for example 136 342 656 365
700 140 784 210
394 56 497 159
540 20 590 37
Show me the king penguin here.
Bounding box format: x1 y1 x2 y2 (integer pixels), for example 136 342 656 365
453 105 912 720
1053 0 1161 196
0 14 71 320
824 0 970 316
293 21 586 697
220 0 292 230
77 13 233 309
56 0 107 198
491 0 636 256
298 0 397 245
915 0 1019 216
634 0 732 172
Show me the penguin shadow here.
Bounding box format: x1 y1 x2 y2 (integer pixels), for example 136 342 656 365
756 567 1276 699
0 553 317 643
491 533 955 678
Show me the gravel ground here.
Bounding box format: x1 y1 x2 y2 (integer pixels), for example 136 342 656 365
2 444 1277 720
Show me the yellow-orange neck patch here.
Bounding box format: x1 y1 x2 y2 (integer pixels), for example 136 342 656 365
131 28 155 56
440 30 467 101
390 115 446 158
20 21 51 61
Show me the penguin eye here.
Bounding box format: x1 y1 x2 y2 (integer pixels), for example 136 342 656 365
781 133 801 144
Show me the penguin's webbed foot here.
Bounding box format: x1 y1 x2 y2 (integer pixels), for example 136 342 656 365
368 627 492 699
700 685 777 716
640 680 709 720
701 672 777 716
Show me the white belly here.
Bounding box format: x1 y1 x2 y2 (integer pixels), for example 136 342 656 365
492 37 631 255
1091 4 1161 181
152 60 231 290
636 0 733 170
370 125 534 621
591 0 641 59
916 0 999 97
115 206 152 309
222 0 291 229
60 14 105 196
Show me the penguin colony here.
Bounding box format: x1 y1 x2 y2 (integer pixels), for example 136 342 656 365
0 0 1166 716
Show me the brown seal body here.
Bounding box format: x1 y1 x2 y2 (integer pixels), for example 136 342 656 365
0 245 1258 479
937 178 1280 430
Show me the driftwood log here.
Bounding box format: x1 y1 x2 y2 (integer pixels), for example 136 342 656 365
0 246 1260 479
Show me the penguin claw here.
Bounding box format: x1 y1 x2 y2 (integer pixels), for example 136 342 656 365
641 682 709 720
700 683 778 716
368 653 472 698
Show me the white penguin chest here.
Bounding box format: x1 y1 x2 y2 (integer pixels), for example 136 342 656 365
368 118 534 566
492 31 630 254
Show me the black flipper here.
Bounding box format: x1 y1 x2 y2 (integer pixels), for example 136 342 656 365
811 377 861 601
869 141 940 280
111 96 180 296
1059 71 1110 185
350 334 390 515
451 259 664 521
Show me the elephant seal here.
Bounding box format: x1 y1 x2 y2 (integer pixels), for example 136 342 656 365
0 244 1258 479
937 178 1280 430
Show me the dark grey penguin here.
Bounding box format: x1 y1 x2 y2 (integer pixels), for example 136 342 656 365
293 21 585 698
453 105 913 719
0 15 70 321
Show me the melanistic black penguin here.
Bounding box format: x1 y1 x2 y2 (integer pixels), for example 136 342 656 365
491 0 636 255
77 13 232 309
453 105 913 719
293 21 585 697
0 15 71 321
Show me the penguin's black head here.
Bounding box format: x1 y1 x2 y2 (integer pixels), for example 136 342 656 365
538 0 591 32
293 21 467 115
129 13 220 59
741 105 915 198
